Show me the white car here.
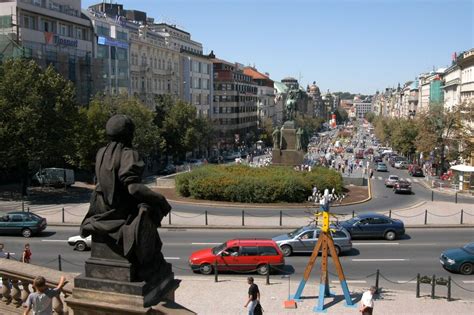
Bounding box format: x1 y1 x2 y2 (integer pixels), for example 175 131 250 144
67 235 91 251
384 175 400 187
394 161 408 169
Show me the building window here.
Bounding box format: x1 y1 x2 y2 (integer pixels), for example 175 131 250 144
116 30 128 41
97 25 110 37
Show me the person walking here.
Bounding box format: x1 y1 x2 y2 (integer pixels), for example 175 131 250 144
24 275 67 315
22 243 32 263
244 277 260 315
359 286 376 315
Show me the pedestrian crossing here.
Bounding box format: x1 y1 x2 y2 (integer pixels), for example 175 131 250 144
374 176 421 183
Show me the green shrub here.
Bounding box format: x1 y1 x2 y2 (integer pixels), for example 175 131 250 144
174 165 343 203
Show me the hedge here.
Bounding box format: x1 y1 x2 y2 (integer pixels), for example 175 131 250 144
175 165 343 203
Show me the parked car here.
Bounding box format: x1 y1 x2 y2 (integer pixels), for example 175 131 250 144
188 239 285 275
68 235 91 251
365 148 374 155
345 147 354 153
394 161 409 169
355 150 364 159
272 226 352 257
393 180 412 194
440 243 474 275
373 156 383 163
338 213 405 240
159 163 176 175
384 175 399 187
376 163 388 172
390 156 405 167
0 212 47 237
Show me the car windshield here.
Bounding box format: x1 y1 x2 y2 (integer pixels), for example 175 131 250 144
389 176 399 180
29 213 43 221
288 227 305 237
212 242 227 255
463 243 474 254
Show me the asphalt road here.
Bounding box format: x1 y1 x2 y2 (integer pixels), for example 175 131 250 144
2 227 473 298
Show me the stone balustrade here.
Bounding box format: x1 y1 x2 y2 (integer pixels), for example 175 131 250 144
0 259 77 314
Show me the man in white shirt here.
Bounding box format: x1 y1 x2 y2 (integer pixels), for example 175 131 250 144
360 286 376 315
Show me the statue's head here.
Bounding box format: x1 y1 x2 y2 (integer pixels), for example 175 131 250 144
106 114 135 146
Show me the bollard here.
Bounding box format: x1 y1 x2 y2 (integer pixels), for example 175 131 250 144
431 191 434 201
460 209 464 225
242 210 245 226
352 210 355 218
279 211 282 226
205 211 208 226
447 276 451 301
266 263 270 285
27 207 30 213
6 252 10 259
416 274 420 298
62 208 65 223
389 210 392 218
168 210 171 225
22 201 24 212
214 261 218 283
455 192 457 204
424 210 428 225
375 269 380 293
431 274 435 299
58 255 62 271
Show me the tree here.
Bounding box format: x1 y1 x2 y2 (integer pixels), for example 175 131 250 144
259 117 274 147
390 119 418 159
415 103 463 175
161 99 201 161
334 107 348 124
364 111 376 123
68 94 162 171
0 59 79 193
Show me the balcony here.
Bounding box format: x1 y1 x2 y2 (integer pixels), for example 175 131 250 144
0 259 75 314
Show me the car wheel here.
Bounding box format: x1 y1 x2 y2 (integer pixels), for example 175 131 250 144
257 264 269 275
459 263 473 275
281 245 292 257
199 263 213 275
385 230 396 241
75 241 87 251
22 228 32 238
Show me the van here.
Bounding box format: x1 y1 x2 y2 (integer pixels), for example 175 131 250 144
33 168 75 187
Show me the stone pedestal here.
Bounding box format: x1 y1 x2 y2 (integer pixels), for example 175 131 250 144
272 122 305 166
67 236 192 314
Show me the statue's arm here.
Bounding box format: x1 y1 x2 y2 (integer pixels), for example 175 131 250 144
127 183 171 216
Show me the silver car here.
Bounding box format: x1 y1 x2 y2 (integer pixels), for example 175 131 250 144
272 226 352 257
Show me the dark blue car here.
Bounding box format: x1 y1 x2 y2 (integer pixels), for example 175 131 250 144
440 243 474 275
338 213 405 241
0 212 47 237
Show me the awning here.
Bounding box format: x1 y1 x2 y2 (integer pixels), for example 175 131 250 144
450 164 474 172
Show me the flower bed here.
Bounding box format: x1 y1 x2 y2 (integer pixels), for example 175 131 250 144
175 165 343 203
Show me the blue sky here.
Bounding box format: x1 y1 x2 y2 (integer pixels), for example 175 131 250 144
83 0 473 94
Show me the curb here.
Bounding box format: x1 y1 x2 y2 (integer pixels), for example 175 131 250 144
47 223 474 229
162 182 372 209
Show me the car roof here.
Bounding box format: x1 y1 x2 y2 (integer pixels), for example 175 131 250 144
357 213 390 219
7 211 28 215
227 239 276 247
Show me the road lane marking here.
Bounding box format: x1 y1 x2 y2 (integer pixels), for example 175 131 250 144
378 176 383 180
332 280 366 284
406 178 412 182
352 242 400 245
351 259 407 262
191 242 221 245
413 179 419 183
41 240 67 242
462 281 474 284
165 257 180 260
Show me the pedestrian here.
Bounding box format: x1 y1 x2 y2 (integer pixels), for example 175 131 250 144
22 243 32 263
370 168 374 179
244 276 260 315
24 275 67 315
359 286 376 315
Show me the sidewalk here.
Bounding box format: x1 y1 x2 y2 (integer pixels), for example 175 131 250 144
24 200 474 227
420 174 474 198
175 276 474 314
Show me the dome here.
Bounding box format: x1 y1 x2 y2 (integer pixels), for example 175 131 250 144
309 81 320 94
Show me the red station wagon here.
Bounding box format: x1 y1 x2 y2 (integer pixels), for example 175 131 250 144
189 239 285 275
